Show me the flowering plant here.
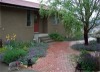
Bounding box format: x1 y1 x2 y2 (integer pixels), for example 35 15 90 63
6 33 16 41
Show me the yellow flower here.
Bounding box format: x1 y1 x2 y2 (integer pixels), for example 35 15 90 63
13 34 16 38
5 33 17 41
11 37 13 40
6 34 10 40
12 33 16 40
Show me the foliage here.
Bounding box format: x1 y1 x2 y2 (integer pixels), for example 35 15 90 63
17 42 48 65
4 40 34 51
1 40 48 65
78 50 99 71
62 12 83 38
70 50 99 71
93 30 100 38
0 47 7 53
40 0 100 45
28 42 49 57
71 40 100 51
49 33 64 41
65 34 83 41
3 49 27 64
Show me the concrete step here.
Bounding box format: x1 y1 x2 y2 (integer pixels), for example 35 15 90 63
42 39 54 43
39 36 54 43
40 37 51 40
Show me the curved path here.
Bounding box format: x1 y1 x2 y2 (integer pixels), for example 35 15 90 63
31 42 79 72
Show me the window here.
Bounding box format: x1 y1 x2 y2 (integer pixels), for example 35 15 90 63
50 16 60 25
27 10 32 26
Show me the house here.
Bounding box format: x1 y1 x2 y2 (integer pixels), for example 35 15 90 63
0 0 65 42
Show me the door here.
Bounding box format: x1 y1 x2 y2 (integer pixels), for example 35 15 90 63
34 13 39 32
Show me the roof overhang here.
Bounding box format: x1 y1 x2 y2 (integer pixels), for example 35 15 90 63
0 0 41 10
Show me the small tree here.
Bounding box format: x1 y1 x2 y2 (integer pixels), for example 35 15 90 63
40 0 100 45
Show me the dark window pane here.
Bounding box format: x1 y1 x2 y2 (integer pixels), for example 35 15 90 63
50 16 59 25
27 10 31 26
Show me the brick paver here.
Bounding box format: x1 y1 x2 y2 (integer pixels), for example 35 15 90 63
31 42 79 72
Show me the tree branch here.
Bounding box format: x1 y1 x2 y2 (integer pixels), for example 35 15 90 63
88 10 100 31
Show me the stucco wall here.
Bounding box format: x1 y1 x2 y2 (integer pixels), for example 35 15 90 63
1 6 34 41
0 6 1 27
0 6 2 38
48 17 66 36
39 18 48 33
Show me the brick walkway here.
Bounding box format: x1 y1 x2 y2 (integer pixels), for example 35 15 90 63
31 42 79 72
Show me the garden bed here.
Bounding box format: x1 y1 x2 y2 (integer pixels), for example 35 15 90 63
71 51 100 72
71 40 100 51
0 40 48 66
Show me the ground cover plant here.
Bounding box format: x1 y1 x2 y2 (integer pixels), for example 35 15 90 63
70 50 100 72
71 40 100 51
3 49 27 64
49 32 64 41
0 40 48 65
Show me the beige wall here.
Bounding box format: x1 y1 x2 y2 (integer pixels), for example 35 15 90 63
0 6 2 38
1 6 34 41
0 5 66 42
39 18 44 33
0 6 1 27
47 17 66 36
39 18 48 33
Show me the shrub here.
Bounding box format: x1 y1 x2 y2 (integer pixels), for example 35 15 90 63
0 47 7 53
77 50 99 71
4 40 35 51
65 35 83 41
28 43 48 57
3 49 27 64
17 42 48 65
49 33 64 41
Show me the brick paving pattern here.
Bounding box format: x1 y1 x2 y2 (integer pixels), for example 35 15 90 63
31 42 79 72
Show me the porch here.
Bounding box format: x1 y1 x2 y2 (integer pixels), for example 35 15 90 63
33 33 53 43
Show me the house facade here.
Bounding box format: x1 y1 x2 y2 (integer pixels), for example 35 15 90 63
0 0 65 42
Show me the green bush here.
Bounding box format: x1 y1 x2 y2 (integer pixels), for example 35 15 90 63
77 50 99 71
49 33 64 41
3 49 27 64
0 47 7 53
4 40 35 51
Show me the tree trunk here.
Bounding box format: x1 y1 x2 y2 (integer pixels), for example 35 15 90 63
84 26 89 45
